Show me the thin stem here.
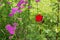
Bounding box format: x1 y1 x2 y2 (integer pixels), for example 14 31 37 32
37 2 38 13
56 1 59 40
46 33 49 40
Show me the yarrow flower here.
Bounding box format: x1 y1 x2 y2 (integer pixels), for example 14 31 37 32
35 14 43 22
5 23 18 35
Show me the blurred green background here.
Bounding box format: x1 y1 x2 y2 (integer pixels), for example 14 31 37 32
0 0 60 40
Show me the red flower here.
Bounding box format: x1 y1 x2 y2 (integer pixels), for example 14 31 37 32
35 14 43 22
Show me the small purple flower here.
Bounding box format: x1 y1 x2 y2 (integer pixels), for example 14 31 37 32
35 0 40 2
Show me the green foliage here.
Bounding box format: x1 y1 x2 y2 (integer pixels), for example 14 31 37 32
0 0 60 40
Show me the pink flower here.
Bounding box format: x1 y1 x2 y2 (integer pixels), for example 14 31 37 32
17 0 24 7
11 8 18 14
9 7 18 17
9 13 14 17
9 7 23 17
20 6 24 8
35 0 40 2
5 23 18 34
17 10 23 13
23 1 28 5
25 1 28 4
13 22 18 28
5 24 15 34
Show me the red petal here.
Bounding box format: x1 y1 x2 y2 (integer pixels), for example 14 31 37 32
35 14 43 22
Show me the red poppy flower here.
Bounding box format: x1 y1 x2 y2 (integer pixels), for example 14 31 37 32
35 14 43 22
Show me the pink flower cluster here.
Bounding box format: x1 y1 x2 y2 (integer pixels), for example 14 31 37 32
8 0 40 17
9 0 28 17
5 22 18 34
9 7 22 17
17 0 28 7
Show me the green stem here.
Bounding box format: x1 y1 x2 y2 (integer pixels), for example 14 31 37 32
56 1 59 40
37 2 38 13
